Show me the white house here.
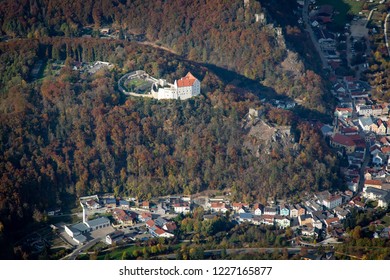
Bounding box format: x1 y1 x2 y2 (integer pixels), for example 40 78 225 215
173 202 191 214
322 195 342 209
106 231 124 245
210 202 229 213
274 215 290 229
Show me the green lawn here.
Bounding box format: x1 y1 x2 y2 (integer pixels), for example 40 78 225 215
316 0 364 29
124 78 153 94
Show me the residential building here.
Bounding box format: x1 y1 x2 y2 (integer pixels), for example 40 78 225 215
238 213 254 223
359 117 377 132
325 217 340 228
334 107 352 118
290 205 299 218
210 202 229 213
112 209 136 226
357 105 372 116
295 204 306 216
119 200 130 209
104 198 117 208
138 212 152 222
140 201 150 210
279 205 290 216
260 215 275 226
173 202 191 214
274 215 290 228
364 179 383 189
106 231 124 245
322 195 342 209
85 199 101 210
298 214 313 227
263 207 278 216
330 133 356 154
253 203 263 215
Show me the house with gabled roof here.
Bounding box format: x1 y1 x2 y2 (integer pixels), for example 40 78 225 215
112 209 136 226
173 202 191 214
210 202 229 213
359 117 376 132
140 201 150 210
298 214 313 227
260 215 275 226
252 203 263 216
324 217 340 228
139 212 152 222
330 133 356 154
279 205 290 216
274 215 290 228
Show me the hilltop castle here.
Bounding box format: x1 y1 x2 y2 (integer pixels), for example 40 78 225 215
151 72 201 100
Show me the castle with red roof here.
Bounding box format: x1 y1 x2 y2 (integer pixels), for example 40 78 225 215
152 72 201 100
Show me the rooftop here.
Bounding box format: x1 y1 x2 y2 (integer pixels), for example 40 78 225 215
87 217 110 228
177 72 197 87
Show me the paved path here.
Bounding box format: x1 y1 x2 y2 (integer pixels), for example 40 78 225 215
385 13 390 57
302 0 328 69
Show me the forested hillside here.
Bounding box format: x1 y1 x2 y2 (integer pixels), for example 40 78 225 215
0 0 330 112
0 37 341 257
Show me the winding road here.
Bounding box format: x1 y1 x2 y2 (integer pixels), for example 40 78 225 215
385 13 390 57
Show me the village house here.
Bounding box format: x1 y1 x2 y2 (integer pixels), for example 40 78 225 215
279 205 290 216
274 215 291 229
173 202 191 214
363 187 390 207
263 207 278 216
330 133 356 154
252 203 263 216
364 179 383 189
103 198 117 208
238 213 254 223
210 202 229 213
163 221 177 233
119 199 130 209
322 195 342 209
372 105 383 117
289 205 299 218
232 202 249 212
295 204 306 216
85 199 101 210
260 215 275 226
105 231 124 245
298 214 313 227
140 201 150 210
357 105 372 116
347 177 359 192
334 107 352 118
138 212 152 222
325 217 340 228
377 119 387 135
359 117 377 132
112 209 136 226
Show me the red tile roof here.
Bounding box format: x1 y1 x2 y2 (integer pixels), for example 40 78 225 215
146 220 155 228
332 133 356 147
336 107 352 112
155 227 166 235
211 202 226 209
364 179 382 186
177 72 197 87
